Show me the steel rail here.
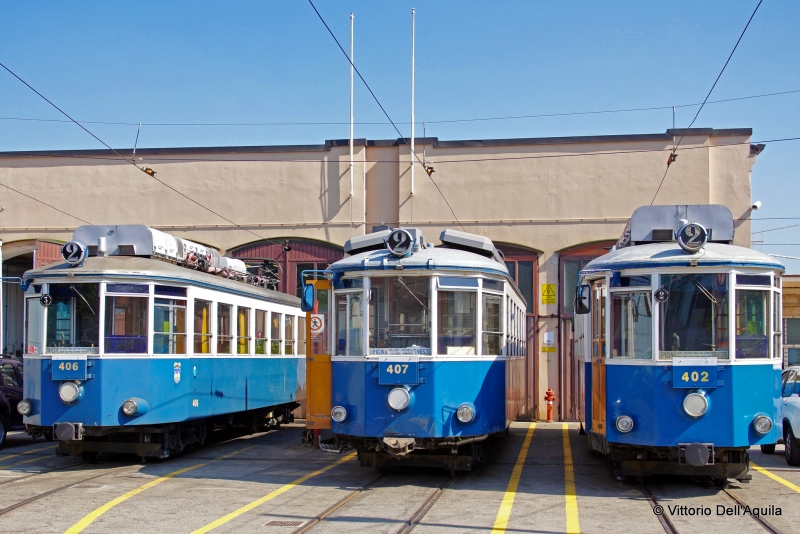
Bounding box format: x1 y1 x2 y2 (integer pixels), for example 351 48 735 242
641 482 680 534
291 474 387 534
721 487 783 534
396 477 454 534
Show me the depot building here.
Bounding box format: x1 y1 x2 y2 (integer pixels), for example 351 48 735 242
0 127 763 420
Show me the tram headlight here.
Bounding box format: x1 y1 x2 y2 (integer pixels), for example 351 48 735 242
122 399 138 416
331 406 347 423
121 398 149 417
387 387 411 411
58 382 81 404
456 403 475 423
615 415 634 433
17 399 32 416
753 415 773 435
682 392 708 418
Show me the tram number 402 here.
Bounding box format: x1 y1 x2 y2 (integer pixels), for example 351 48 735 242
58 362 81 371
386 364 409 375
680 371 709 383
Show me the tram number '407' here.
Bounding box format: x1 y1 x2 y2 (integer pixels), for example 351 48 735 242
681 371 709 383
386 364 409 375
58 362 80 371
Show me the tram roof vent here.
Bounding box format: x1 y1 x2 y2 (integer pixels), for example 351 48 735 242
439 229 504 264
617 204 734 248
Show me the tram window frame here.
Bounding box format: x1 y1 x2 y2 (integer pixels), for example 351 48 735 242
25 296 44 355
255 309 268 354
270 312 282 355
153 296 187 355
298 316 306 355
45 283 101 354
482 292 503 356
285 315 295 355
774 291 782 360
237 307 251 355
609 290 653 359
104 285 148 355
437 277 478 356
193 299 213 354
368 276 431 353
217 303 233 354
337 292 364 356
734 286 771 360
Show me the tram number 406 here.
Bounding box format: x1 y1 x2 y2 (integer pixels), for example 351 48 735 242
386 364 409 374
58 362 81 371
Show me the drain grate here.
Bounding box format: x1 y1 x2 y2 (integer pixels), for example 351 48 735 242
265 520 303 527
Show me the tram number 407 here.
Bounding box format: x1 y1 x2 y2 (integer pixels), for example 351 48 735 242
386 364 409 375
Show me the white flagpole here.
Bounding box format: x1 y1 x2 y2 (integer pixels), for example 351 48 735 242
410 8 415 198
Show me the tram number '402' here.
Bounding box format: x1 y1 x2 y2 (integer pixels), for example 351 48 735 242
386 364 409 375
681 371 709 383
58 362 80 372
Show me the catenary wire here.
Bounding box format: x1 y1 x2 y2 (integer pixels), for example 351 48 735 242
650 0 764 205
306 0 465 231
0 61 281 246
0 181 91 224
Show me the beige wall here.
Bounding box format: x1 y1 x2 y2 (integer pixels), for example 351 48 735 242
0 128 759 418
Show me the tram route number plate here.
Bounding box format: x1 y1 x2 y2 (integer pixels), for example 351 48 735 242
51 354 88 380
378 356 419 385
672 357 717 388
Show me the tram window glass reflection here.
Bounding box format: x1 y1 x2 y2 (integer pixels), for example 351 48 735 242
26 298 43 354
298 316 306 355
736 289 770 359
439 277 479 288
369 277 430 351
217 304 232 354
1 364 19 387
193 300 212 353
154 285 187 297
46 283 100 353
611 292 652 359
483 279 504 292
658 274 729 359
613 275 651 287
271 312 282 354
105 294 147 354
736 274 770 286
285 315 295 354
153 297 186 354
337 294 363 356
237 307 250 354
783 371 797 397
255 310 268 354
438 291 476 355
774 293 782 360
482 294 503 355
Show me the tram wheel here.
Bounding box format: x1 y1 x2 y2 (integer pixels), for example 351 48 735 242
760 443 776 455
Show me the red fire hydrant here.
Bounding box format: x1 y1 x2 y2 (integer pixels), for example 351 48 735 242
544 388 556 423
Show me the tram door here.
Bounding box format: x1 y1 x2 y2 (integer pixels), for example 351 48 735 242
306 279 332 431
590 281 607 435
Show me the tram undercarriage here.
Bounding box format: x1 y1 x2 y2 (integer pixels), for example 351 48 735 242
589 432 751 484
29 404 298 460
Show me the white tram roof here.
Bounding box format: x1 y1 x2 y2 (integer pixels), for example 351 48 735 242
22 255 299 307
330 246 509 278
582 242 784 275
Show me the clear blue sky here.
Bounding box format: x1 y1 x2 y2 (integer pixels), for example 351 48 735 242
1 1 799 270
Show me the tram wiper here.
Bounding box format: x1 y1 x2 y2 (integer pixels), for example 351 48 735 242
396 277 429 311
688 276 717 351
70 285 96 316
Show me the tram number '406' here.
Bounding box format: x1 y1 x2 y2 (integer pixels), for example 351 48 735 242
386 364 409 375
58 362 80 372
681 371 709 383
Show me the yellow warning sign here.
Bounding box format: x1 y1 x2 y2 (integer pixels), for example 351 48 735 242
542 346 557 352
541 284 556 305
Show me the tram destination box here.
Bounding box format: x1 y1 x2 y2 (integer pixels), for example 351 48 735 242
672 356 718 388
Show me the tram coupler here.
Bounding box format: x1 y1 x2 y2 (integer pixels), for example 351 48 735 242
383 437 416 456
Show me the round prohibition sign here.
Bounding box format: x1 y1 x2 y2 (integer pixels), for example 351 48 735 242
310 316 324 333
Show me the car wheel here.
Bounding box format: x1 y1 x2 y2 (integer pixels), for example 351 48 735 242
0 417 7 450
760 444 776 455
786 425 800 467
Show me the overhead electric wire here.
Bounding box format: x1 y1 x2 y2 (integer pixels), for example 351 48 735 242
0 180 91 224
309 0 466 231
751 222 800 234
650 0 764 205
2 88 799 128
0 61 281 246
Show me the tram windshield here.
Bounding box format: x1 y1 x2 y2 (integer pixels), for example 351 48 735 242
369 276 431 353
45 283 100 353
658 273 729 359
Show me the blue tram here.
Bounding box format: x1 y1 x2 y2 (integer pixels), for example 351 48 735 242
574 205 783 484
303 228 527 472
17 225 304 459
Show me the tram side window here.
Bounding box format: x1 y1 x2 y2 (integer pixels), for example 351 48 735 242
658 274 729 359
482 294 503 355
298 316 306 355
255 310 268 354
153 297 186 354
736 289 770 359
337 294 363 356
217 304 232 354
271 312 282 354
438 290 476 355
237 307 250 354
369 277 430 351
285 315 295 355
610 292 652 359
194 300 212 354
773 292 782 360
105 294 147 354
45 283 100 353
26 298 43 355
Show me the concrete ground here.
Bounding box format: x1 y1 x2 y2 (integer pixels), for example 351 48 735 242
0 423 797 534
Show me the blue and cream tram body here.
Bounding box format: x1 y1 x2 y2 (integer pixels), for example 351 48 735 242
18 225 305 459
312 228 527 472
575 205 783 483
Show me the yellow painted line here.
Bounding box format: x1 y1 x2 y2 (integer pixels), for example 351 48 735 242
562 423 580 534
63 443 256 534
0 444 57 464
191 451 357 534
491 422 536 533
752 462 800 493
1 454 55 469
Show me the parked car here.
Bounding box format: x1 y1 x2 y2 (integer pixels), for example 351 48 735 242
770 366 800 465
0 358 24 449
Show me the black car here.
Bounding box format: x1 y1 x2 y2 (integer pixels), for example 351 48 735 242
0 358 24 449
